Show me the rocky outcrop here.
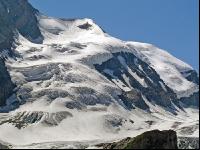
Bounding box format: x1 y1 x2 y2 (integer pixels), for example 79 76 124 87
179 91 199 107
179 70 199 107
0 0 42 50
178 137 199 149
183 70 199 85
97 130 178 149
0 60 15 106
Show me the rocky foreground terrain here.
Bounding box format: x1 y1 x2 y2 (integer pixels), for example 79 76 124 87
0 130 199 149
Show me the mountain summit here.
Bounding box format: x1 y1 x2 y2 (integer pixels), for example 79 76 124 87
0 0 199 148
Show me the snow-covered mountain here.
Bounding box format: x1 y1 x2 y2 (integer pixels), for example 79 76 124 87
0 0 199 147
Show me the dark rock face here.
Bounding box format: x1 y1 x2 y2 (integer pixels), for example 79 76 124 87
179 70 199 107
178 70 199 107
179 92 199 107
0 60 15 106
97 130 178 149
0 0 42 50
182 70 199 85
95 52 178 110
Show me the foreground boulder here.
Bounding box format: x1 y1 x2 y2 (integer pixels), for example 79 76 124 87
97 130 178 149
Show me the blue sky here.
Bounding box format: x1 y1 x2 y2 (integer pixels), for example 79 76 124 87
29 0 199 71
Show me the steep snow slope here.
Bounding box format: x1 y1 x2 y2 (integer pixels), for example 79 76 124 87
0 14 199 146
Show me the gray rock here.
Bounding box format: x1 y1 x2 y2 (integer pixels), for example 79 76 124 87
179 92 199 107
178 137 199 149
0 60 15 107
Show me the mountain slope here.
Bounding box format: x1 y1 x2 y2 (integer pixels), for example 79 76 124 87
0 0 199 147
0 0 42 108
